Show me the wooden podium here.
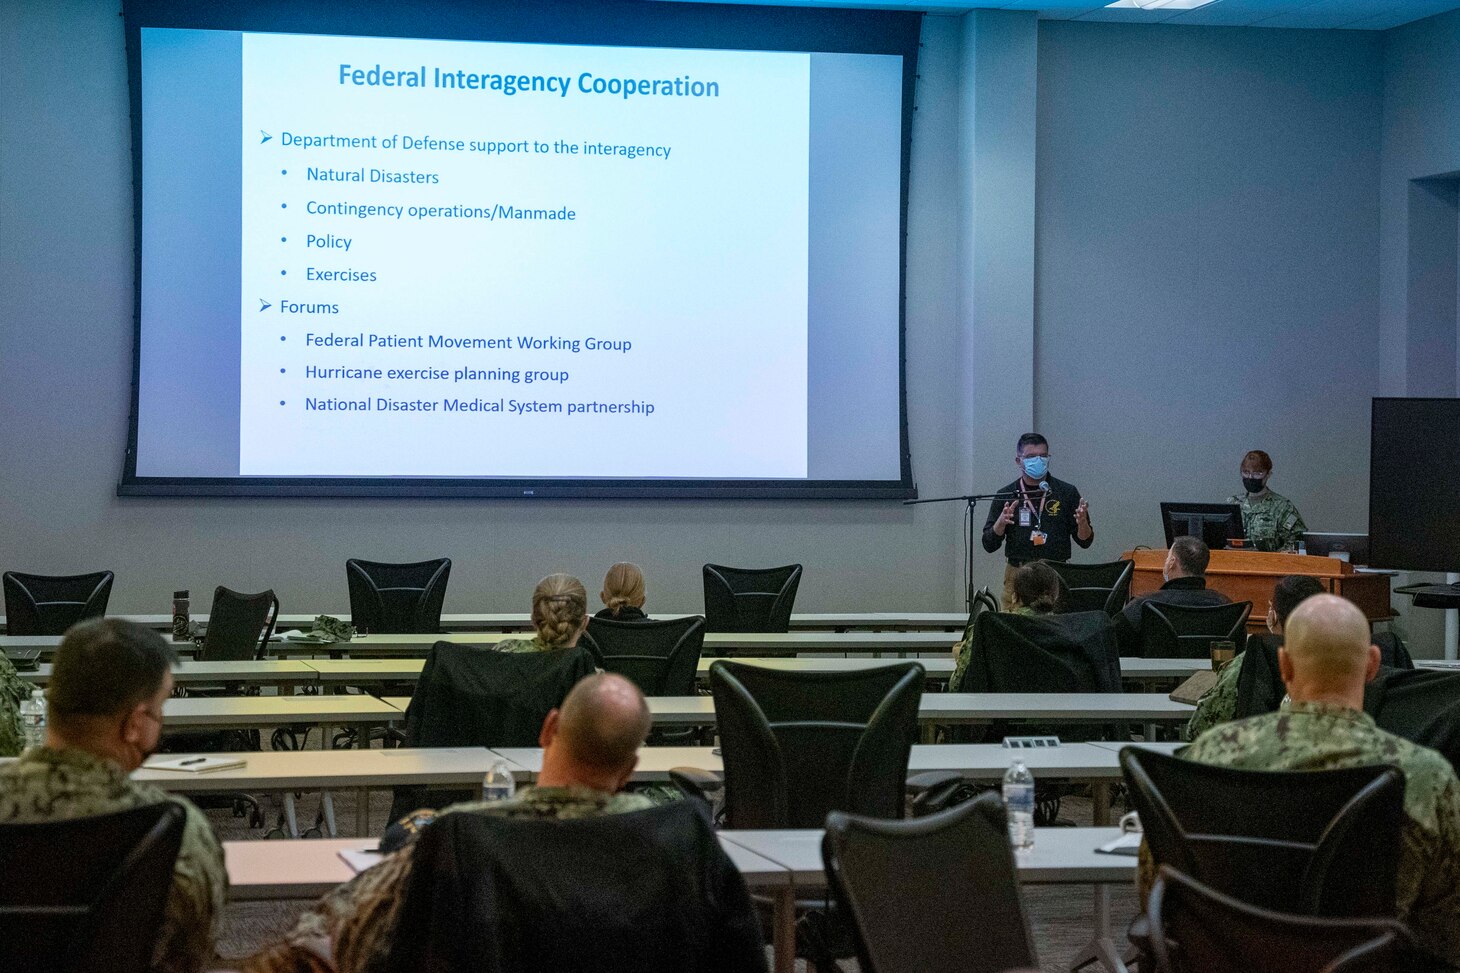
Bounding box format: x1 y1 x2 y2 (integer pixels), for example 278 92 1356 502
1120 549 1394 629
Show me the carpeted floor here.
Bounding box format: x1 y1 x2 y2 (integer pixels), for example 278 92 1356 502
209 787 1139 973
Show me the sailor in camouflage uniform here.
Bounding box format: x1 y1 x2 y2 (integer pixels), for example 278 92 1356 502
0 653 32 756
0 621 226 973
1186 575 1324 738
1145 596 1460 967
1228 449 1306 551
244 672 655 973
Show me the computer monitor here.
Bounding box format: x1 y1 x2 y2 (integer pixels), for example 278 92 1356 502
1160 502 1245 550
1303 532 1369 565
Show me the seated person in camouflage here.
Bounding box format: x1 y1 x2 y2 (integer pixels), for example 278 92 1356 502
951 562 1063 690
0 620 227 973
494 573 592 654
1187 574 1324 737
1228 449 1307 552
0 652 31 756
244 672 657 973
1151 595 1460 967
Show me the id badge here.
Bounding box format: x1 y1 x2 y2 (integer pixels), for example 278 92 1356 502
1018 507 1032 528
1030 530 1048 546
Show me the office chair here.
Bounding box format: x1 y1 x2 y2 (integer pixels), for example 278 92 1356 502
345 557 451 634
582 614 706 697
1147 867 1414 973
197 586 279 662
0 803 185 973
1138 601 1251 659
1120 748 1404 918
702 563 802 633
824 794 1038 973
1044 560 1134 617
2 570 113 636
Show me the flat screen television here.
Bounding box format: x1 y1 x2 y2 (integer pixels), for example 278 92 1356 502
1370 398 1460 573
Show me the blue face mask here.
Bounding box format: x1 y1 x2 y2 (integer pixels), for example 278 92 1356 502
1021 455 1048 479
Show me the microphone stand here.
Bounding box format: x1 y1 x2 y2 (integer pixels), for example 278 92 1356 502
904 491 1025 613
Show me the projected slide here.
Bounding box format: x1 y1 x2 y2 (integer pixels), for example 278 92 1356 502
129 18 910 495
241 34 809 477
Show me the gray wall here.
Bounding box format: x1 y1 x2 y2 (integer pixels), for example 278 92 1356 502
0 1 976 615
1034 22 1384 562
3 1 1455 624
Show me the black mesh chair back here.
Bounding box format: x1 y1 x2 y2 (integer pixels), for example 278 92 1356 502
0 802 186 973
384 801 767 973
963 611 1122 695
973 586 1000 614
346 557 451 634
1121 748 1404 917
2 571 114 636
824 794 1037 973
702 563 802 633
709 660 923 829
388 640 597 823
198 586 279 662
1147 867 1414 973
1365 668 1460 771
1139 601 1251 659
1045 560 1134 617
582 614 706 696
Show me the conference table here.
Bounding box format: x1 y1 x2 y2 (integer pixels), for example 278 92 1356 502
116 741 1152 836
223 826 1132 973
26 654 1455 690
160 695 402 743
270 630 963 657
0 629 962 661
0 610 972 635
379 693 1196 728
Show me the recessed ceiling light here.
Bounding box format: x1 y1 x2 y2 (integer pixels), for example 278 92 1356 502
1104 0 1218 9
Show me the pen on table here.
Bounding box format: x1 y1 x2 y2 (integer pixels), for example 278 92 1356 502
178 757 207 766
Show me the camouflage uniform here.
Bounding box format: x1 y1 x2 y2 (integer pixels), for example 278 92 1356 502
1227 489 1307 552
492 635 560 653
1185 653 1247 738
246 786 655 973
1141 702 1460 967
0 747 227 973
0 655 31 756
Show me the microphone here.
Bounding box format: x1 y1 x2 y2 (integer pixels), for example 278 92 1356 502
1039 480 1050 493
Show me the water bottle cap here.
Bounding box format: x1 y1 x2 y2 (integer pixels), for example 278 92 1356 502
174 590 189 599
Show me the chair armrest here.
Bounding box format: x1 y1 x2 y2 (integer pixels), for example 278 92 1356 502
668 767 723 807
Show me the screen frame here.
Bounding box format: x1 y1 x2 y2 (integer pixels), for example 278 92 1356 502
117 0 921 500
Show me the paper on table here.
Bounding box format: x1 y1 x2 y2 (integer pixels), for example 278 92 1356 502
1096 832 1142 857
339 849 384 873
146 756 247 773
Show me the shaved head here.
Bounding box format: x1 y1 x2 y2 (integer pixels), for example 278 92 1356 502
554 673 651 774
1280 594 1380 704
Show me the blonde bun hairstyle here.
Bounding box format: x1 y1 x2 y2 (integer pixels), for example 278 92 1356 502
531 573 588 647
601 562 646 617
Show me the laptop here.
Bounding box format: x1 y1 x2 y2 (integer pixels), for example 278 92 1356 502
1302 532 1369 565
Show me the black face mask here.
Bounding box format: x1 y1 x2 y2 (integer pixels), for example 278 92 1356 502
1242 476 1266 495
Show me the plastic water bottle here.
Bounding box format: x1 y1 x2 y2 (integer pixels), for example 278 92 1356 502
1003 759 1035 850
481 758 516 803
19 689 47 751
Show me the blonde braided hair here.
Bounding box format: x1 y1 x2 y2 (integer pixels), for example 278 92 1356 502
531 573 588 648
601 562 646 617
